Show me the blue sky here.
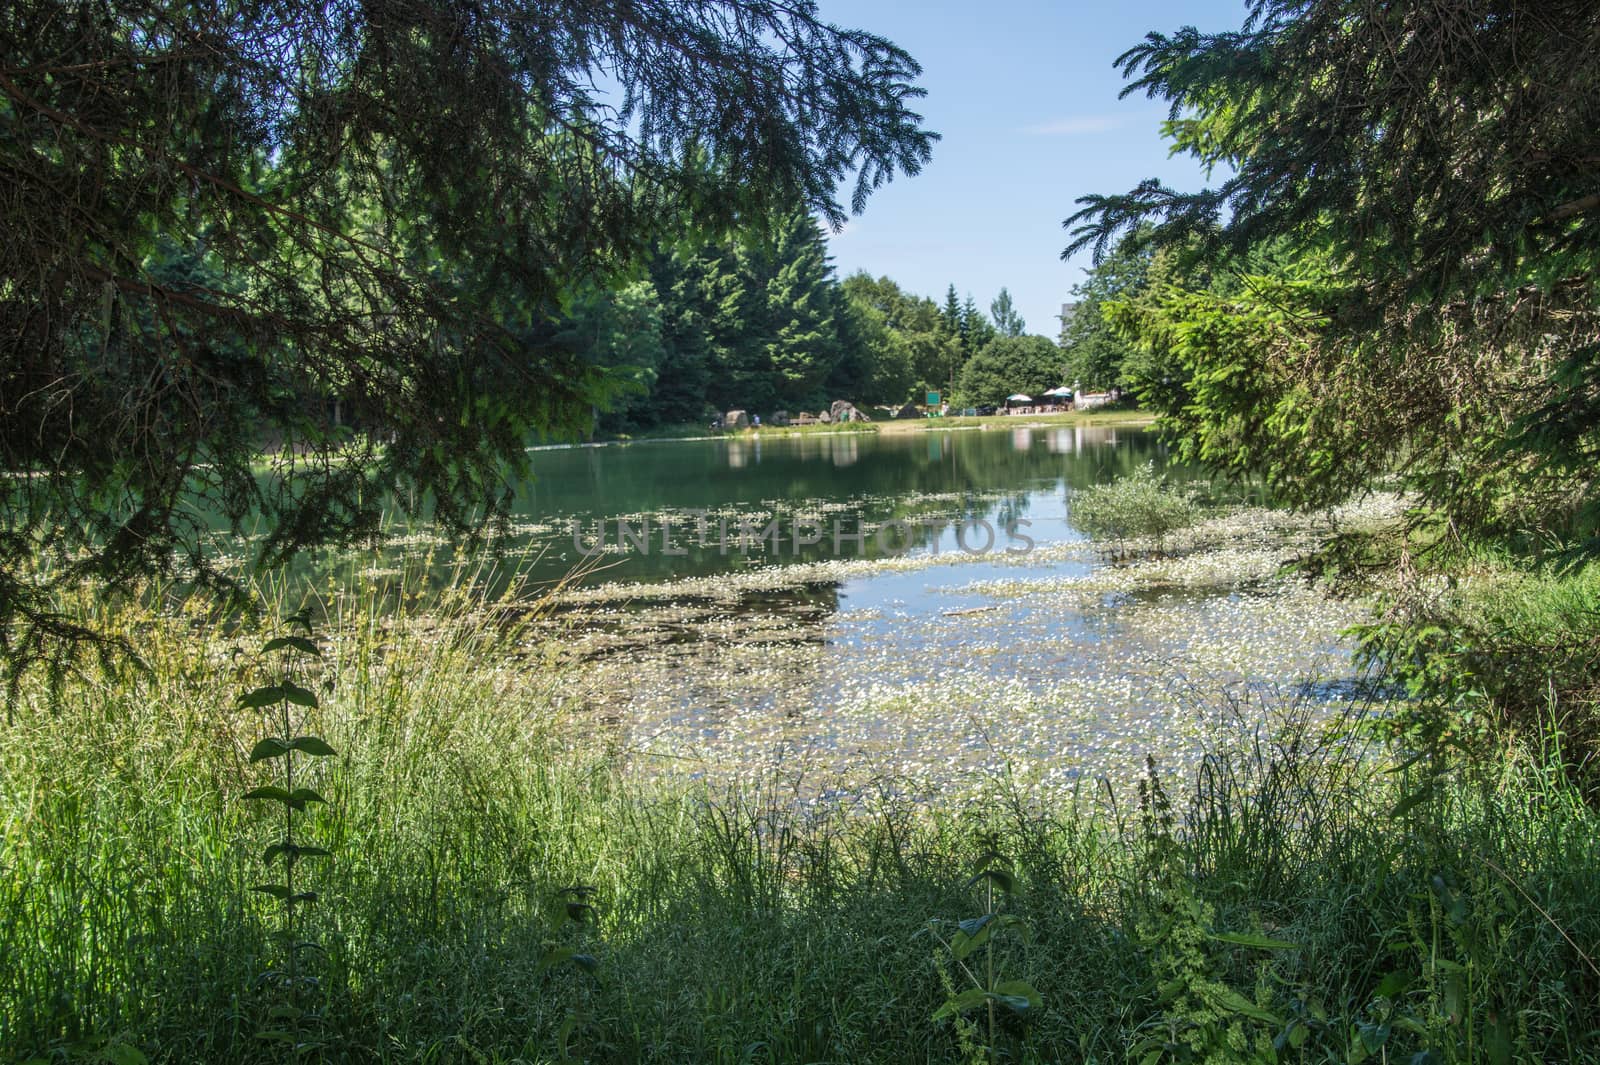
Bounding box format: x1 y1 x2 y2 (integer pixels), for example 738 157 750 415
815 0 1250 336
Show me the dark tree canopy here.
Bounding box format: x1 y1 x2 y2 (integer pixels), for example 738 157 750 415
0 0 934 669
1067 0 1600 556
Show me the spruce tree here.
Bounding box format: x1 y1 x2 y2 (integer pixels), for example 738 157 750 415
706 242 763 413
942 285 963 337
647 245 717 425
989 287 1026 337
0 0 934 662
763 213 842 410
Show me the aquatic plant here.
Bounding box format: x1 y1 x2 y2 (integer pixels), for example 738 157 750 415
1070 461 1197 550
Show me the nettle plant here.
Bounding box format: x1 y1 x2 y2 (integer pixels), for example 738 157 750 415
238 612 336 1055
926 843 1043 1064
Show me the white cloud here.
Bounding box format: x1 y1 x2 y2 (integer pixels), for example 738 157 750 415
1020 115 1126 136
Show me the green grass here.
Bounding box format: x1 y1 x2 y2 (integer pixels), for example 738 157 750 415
5 592 1600 1063
1354 556 1600 776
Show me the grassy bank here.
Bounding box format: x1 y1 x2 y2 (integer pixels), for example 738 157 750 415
5 591 1600 1063
877 407 1155 434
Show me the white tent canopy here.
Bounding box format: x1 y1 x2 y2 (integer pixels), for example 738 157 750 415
1042 386 1073 397
1005 393 1032 403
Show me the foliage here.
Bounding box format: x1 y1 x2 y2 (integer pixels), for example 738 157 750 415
840 272 959 404
1070 462 1196 547
1103 253 1370 508
988 288 1026 339
237 617 335 1054
1354 561 1600 779
954 335 1064 406
1066 0 1600 557
7 596 1600 1061
1059 229 1154 392
561 280 668 434
0 0 935 668
961 293 998 358
926 844 1042 1064
758 212 844 411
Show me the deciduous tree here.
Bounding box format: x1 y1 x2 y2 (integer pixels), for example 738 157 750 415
1068 0 1600 553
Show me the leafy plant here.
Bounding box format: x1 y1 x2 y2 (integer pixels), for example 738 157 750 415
539 884 603 1062
927 841 1042 1064
1127 760 1293 1065
1071 461 1196 550
239 612 335 1057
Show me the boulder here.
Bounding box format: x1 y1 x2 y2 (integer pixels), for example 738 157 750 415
723 409 749 430
894 402 921 420
817 410 832 424
827 400 872 423
829 401 860 422
770 410 791 427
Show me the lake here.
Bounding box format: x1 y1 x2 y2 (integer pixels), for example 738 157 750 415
292 420 1166 598
393 421 1376 797
238 420 1374 795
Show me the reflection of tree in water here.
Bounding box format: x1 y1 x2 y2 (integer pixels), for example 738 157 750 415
239 427 1173 596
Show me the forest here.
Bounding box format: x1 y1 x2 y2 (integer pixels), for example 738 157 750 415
563 212 1062 434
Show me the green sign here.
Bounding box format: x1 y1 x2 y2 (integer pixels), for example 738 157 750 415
926 391 941 406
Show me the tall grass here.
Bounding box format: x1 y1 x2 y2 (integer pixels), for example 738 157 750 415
4 591 1600 1062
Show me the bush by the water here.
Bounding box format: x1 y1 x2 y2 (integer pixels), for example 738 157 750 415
1070 461 1197 545
6 594 1600 1062
1356 560 1600 777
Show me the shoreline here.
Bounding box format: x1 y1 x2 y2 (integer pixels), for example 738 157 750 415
556 408 1155 450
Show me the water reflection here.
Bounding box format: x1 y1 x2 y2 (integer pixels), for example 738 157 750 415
243 424 1169 596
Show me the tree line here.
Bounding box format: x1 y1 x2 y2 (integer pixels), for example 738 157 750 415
571 212 1067 434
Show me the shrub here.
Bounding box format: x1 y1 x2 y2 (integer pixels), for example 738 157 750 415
1071 461 1197 546
1355 562 1600 775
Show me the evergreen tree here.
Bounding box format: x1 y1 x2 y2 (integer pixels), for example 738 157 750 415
647 245 718 424
1068 0 1600 550
0 0 935 658
961 294 996 355
762 213 841 409
941 285 963 337
989 287 1026 337
707 241 764 412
